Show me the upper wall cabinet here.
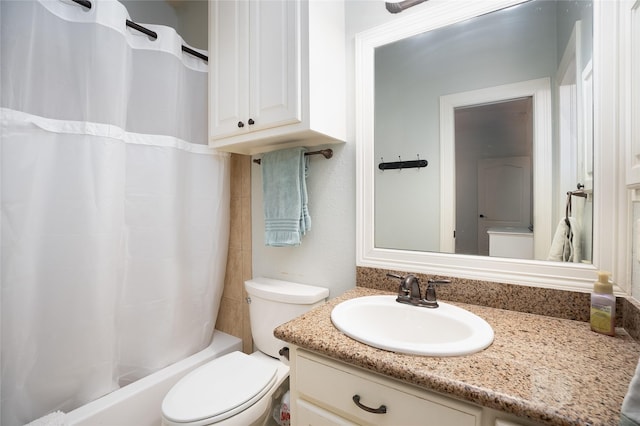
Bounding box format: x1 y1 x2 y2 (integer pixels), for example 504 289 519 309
208 0 346 155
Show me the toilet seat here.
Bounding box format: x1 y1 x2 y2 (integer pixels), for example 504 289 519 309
162 351 278 425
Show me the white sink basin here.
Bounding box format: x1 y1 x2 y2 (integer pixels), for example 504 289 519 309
331 295 494 356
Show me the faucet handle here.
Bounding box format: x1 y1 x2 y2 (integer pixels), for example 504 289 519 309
428 279 451 285
422 279 451 307
386 273 409 297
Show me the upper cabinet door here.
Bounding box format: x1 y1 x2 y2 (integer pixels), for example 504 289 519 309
209 0 249 139
209 0 346 155
250 0 301 130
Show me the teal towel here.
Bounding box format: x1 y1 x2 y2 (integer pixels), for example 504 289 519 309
262 147 310 246
621 357 640 426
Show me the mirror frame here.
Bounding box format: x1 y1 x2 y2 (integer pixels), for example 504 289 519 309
355 0 628 292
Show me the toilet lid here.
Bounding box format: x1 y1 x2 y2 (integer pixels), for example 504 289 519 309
162 352 278 424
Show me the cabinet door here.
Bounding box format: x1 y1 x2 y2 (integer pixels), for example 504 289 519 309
209 0 250 139
249 0 301 131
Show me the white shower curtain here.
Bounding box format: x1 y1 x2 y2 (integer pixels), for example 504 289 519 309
0 1 230 425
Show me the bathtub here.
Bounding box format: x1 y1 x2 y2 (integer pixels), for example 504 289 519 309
65 331 242 426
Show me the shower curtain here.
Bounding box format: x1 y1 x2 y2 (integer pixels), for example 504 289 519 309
0 1 230 425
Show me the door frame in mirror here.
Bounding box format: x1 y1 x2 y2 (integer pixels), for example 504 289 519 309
355 0 628 292
439 78 552 259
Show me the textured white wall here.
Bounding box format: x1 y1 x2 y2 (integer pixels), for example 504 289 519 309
251 143 356 300
250 1 399 299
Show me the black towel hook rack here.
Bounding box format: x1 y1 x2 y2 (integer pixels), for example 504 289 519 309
379 155 428 171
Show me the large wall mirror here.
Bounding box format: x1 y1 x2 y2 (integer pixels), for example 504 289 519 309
356 0 625 291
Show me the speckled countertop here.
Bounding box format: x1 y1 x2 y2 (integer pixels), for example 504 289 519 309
274 287 640 426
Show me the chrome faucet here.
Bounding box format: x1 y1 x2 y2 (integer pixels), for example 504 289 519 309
386 273 450 308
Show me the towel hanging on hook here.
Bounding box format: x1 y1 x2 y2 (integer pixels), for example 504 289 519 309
565 183 587 225
548 183 586 262
549 184 586 263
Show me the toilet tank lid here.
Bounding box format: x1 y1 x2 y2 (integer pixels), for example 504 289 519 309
245 277 329 304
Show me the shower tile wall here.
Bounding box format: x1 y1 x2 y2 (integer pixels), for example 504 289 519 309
216 154 253 354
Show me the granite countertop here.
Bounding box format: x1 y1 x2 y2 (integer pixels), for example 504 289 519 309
274 287 640 426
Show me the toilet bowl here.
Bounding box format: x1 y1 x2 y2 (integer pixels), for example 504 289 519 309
161 277 329 426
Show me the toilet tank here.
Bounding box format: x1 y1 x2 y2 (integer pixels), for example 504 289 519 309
245 277 329 359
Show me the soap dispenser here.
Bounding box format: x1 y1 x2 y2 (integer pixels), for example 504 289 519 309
590 271 616 336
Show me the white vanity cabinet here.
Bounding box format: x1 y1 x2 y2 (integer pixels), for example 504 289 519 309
291 348 482 426
290 347 542 426
208 0 346 155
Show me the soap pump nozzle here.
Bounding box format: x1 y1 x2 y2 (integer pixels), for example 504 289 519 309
594 271 613 294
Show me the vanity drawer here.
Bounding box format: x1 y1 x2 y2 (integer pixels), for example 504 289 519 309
297 399 359 426
295 352 482 426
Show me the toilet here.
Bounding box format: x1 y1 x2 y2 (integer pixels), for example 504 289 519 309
161 277 329 426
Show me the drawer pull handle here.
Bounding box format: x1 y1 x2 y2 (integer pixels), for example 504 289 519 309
352 395 387 414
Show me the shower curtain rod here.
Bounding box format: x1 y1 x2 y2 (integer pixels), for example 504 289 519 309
69 0 208 63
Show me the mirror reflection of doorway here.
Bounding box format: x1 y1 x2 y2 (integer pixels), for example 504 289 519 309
454 98 533 256
477 156 532 256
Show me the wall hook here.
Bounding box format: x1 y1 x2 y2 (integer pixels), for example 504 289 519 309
378 157 429 171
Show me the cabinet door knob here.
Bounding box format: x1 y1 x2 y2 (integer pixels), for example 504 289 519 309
237 121 245 128
352 395 387 414
248 118 255 125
